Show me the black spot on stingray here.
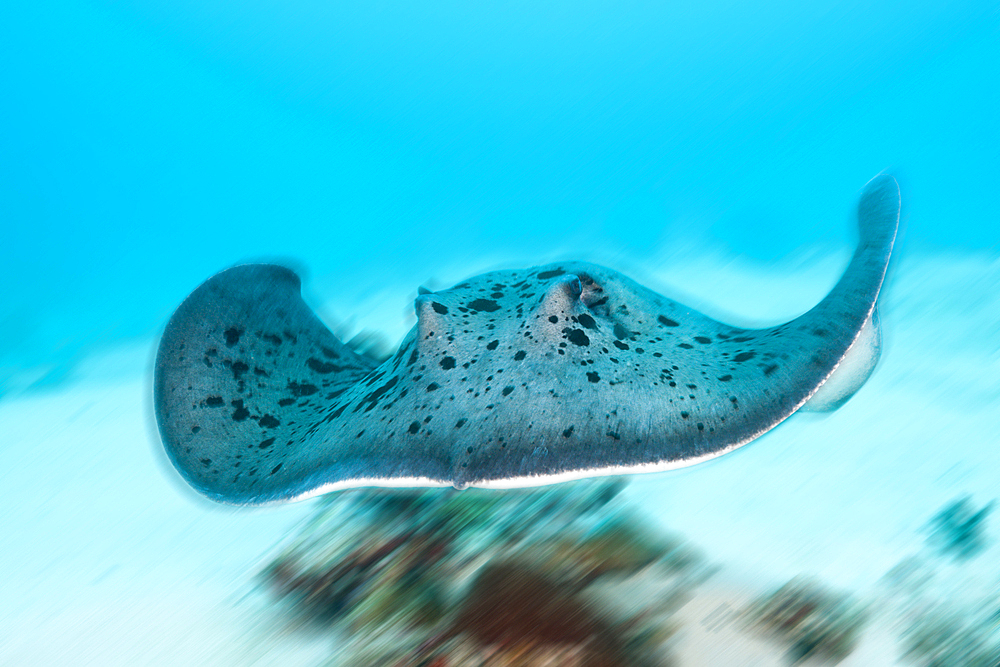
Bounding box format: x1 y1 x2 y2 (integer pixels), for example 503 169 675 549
733 351 756 362
502 386 515 396
191 425 201 433
613 323 631 340
231 400 250 421
427 382 439 392
697 423 705 431
731 336 754 343
658 315 680 327
224 327 243 347
263 333 282 346
408 421 421 434
548 315 559 323
813 328 828 338
763 364 778 376
259 437 275 449
468 299 501 312
287 381 318 397
440 356 456 370
358 376 400 412
259 415 280 428
230 360 249 380
486 339 499 350
407 347 419 366
718 374 733 382
694 336 712 344
431 301 449 314
455 418 467 428
678 343 694 349
537 269 565 280
514 350 527 361
205 396 224 407
321 346 339 359
270 463 283 475
680 411 689 419
586 372 600 383
278 398 296 407
577 313 597 329
563 328 590 346
614 340 629 350
307 358 341 374
606 430 621 441
563 425 574 437
199 458 212 466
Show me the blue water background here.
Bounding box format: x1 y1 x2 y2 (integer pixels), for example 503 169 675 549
1 4 999 662
1 0 997 389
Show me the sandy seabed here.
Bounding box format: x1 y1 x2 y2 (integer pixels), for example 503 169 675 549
2 250 998 665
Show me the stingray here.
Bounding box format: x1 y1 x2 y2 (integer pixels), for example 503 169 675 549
154 175 899 505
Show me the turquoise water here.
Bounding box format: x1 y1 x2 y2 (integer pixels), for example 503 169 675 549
2 1 999 664
1 0 996 394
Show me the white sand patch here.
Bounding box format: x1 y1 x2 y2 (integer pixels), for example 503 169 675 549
0 375 317 664
2 588 331 667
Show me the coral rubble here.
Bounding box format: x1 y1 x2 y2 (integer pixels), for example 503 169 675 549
742 577 869 664
260 479 710 666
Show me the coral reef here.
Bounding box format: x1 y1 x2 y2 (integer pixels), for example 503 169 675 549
898 607 1000 667
879 553 1000 666
742 577 869 664
259 479 710 666
876 495 1000 666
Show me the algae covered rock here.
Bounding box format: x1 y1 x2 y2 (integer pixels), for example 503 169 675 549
259 479 710 666
743 577 869 664
924 497 992 561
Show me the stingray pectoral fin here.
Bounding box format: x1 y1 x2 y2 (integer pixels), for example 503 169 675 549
154 264 381 504
801 305 882 412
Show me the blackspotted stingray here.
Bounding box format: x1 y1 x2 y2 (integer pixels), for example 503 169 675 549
155 175 900 504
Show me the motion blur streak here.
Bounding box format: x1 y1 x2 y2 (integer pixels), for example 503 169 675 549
1 0 997 664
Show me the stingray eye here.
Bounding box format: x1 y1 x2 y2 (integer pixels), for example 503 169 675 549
547 273 582 298
567 275 583 297
578 274 608 312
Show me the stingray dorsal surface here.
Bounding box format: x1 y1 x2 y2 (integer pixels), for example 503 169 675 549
154 175 899 504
